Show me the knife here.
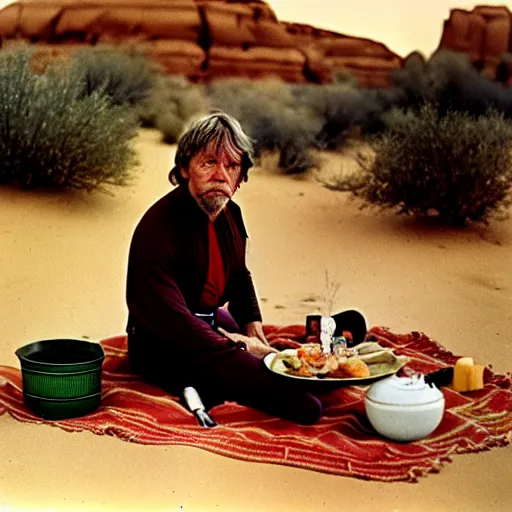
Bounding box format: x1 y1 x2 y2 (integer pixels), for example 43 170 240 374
183 386 217 428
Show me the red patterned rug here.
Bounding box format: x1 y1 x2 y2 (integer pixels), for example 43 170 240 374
0 326 511 482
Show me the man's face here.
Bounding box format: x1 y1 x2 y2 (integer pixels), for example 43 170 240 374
181 145 242 218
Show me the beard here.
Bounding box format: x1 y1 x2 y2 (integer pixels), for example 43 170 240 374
198 192 230 217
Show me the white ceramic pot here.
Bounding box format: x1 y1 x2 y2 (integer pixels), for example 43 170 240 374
364 374 445 442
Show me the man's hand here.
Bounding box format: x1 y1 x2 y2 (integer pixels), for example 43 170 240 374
218 327 277 359
245 321 269 345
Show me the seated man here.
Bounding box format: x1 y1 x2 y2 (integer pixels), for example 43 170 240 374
125 112 365 425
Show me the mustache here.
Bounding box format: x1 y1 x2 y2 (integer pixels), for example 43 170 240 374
202 187 232 197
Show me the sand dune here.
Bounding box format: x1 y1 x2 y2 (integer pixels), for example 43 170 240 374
0 129 510 511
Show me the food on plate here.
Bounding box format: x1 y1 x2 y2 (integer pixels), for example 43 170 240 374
281 344 339 378
274 349 302 370
326 357 371 378
355 341 386 355
357 349 397 365
269 341 405 380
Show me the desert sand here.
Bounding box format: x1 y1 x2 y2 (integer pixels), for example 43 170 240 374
0 128 511 511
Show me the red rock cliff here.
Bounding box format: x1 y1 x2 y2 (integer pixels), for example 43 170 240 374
437 5 512 80
0 0 403 87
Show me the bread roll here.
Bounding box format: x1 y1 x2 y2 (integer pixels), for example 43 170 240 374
330 358 370 378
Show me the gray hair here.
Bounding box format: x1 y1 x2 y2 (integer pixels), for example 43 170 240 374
169 112 255 186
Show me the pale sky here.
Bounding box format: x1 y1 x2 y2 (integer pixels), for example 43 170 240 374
269 0 512 57
0 1 511 58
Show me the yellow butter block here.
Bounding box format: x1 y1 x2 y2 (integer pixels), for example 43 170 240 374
469 364 485 391
452 357 474 392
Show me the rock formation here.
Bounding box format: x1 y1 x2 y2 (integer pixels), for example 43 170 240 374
284 22 402 88
437 5 512 82
0 0 403 87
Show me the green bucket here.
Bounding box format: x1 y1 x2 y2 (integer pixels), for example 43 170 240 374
15 338 105 420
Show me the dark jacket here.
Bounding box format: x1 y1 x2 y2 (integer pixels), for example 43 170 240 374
125 184 262 365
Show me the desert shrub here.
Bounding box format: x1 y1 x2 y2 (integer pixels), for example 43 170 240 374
71 46 156 107
207 79 321 173
428 51 512 117
391 50 512 118
390 51 433 109
0 47 139 191
206 79 401 172
138 75 209 143
495 52 512 84
290 83 389 148
358 87 408 134
331 66 359 87
348 104 512 225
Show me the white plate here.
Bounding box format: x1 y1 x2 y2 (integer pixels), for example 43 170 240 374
263 352 408 384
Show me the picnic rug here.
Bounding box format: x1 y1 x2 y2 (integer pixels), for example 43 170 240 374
1 325 511 483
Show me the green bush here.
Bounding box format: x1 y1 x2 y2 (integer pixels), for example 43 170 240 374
207 78 320 173
290 83 387 148
391 50 512 118
331 66 359 87
140 75 209 143
0 47 139 191
71 46 156 107
349 104 512 225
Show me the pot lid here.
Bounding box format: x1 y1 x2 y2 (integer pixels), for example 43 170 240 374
365 374 444 406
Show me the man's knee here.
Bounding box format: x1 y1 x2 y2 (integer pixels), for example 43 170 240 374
253 389 323 425
292 394 323 425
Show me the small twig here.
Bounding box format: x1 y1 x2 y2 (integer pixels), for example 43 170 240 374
323 270 341 316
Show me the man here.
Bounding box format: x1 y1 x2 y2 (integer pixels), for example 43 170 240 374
125 112 323 425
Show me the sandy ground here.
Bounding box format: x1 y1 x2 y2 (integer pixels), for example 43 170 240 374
0 129 511 512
